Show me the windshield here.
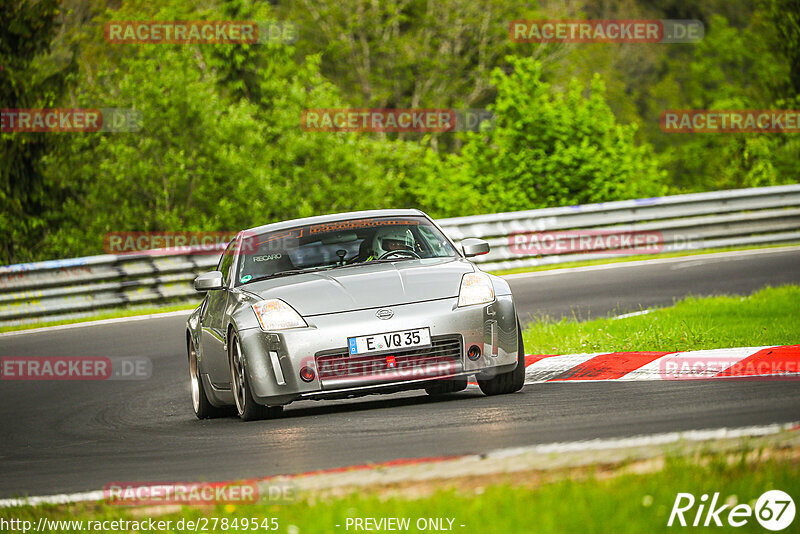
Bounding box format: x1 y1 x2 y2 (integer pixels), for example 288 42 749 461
235 216 458 286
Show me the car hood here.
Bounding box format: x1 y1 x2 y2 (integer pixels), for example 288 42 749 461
240 258 474 316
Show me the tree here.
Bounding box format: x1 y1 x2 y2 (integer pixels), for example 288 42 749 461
648 14 799 190
0 0 75 263
36 0 445 259
418 57 666 216
762 0 800 98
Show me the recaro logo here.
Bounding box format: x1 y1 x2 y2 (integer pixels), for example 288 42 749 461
668 490 795 530
376 309 394 320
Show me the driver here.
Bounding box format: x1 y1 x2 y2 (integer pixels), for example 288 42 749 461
363 226 416 261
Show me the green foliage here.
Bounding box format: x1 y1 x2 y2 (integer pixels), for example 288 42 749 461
648 14 800 191
761 0 800 97
0 0 76 263
3 0 800 263
36 0 443 258
422 58 666 215
273 0 538 110
522 285 800 354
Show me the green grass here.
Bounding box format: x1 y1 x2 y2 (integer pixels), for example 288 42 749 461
3 451 797 533
0 302 197 333
490 242 800 276
522 285 800 354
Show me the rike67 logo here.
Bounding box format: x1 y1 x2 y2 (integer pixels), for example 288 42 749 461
668 490 795 530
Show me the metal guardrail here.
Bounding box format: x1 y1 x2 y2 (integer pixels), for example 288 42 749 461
2 184 799 327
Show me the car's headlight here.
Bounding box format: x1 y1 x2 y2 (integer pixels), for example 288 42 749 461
252 299 307 330
457 272 495 307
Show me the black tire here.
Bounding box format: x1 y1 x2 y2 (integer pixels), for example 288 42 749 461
477 318 526 396
424 376 468 396
229 331 283 422
188 337 228 419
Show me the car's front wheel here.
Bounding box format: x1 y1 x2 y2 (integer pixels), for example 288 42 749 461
188 337 227 419
477 318 526 396
229 330 283 422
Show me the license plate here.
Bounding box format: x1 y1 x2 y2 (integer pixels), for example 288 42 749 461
348 328 431 356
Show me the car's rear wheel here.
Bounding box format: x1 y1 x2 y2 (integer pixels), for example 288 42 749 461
477 318 526 396
424 376 468 396
189 338 227 419
229 331 283 422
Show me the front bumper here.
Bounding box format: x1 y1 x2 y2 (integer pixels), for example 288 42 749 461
238 294 518 405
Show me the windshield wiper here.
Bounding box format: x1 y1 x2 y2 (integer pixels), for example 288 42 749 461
348 256 418 266
241 257 421 284
241 267 330 285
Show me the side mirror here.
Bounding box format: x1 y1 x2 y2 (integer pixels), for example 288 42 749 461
461 238 490 258
194 271 224 292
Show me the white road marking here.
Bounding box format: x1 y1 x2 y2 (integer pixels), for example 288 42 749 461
485 422 797 457
612 309 651 320
0 310 193 337
0 490 105 508
501 245 800 280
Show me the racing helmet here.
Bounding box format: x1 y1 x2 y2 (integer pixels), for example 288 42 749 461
372 226 415 257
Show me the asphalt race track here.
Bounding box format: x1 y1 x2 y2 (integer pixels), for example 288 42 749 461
509 247 800 323
1 248 799 498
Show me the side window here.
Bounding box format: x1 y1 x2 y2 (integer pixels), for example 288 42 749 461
218 239 237 286
417 226 444 256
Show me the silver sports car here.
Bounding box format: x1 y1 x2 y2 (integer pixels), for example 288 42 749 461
186 209 524 420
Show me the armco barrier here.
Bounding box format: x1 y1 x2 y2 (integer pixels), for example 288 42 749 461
1 185 799 327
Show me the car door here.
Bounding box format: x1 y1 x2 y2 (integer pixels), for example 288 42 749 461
200 239 237 386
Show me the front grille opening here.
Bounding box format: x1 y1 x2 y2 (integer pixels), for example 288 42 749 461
315 335 462 382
